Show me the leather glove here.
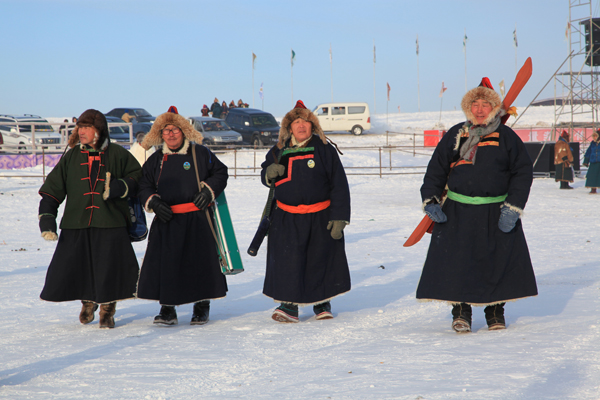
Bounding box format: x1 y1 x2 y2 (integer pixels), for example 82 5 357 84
498 205 520 233
193 185 213 210
327 220 347 240
39 214 58 241
265 164 285 181
149 196 173 223
424 203 447 223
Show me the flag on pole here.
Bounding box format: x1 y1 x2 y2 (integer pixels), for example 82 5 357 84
416 35 419 55
463 33 468 53
387 83 391 101
499 80 505 98
565 22 571 40
373 44 376 63
513 29 518 47
439 82 447 98
291 49 296 67
259 82 264 100
252 53 257 69
329 44 332 62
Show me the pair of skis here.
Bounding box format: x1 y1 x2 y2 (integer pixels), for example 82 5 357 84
403 57 533 247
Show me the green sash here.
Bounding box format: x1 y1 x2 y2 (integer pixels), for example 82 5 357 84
446 190 507 205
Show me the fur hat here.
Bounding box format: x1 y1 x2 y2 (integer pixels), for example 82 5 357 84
561 130 570 140
277 100 327 149
461 77 503 126
141 106 203 150
68 109 109 149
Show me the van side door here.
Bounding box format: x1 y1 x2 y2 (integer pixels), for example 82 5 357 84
315 106 331 131
331 106 347 131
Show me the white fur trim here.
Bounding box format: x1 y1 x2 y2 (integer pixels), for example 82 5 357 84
162 139 190 155
421 196 441 212
200 181 215 201
145 194 160 213
102 172 111 200
41 231 58 241
502 201 524 218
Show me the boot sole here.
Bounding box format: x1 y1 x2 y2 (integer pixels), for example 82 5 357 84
488 323 506 331
315 311 333 320
452 318 471 333
190 319 209 326
154 319 178 326
272 309 299 323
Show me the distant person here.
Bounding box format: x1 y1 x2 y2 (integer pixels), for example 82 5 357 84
237 99 248 108
210 98 223 119
38 109 142 329
58 119 69 134
137 106 229 326
72 117 78 123
259 100 351 323
416 78 537 333
583 129 600 194
201 104 210 117
229 100 236 109
555 130 574 189
221 101 229 120
130 132 155 166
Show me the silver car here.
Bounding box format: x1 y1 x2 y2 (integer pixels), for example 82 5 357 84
0 114 62 152
188 116 243 148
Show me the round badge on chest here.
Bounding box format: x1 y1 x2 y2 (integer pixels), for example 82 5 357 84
183 161 191 170
307 159 315 168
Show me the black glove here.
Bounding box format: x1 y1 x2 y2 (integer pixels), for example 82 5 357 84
192 185 213 210
39 214 58 241
107 178 127 199
149 196 173 223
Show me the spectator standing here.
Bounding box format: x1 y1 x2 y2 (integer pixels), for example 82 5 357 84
201 104 210 117
555 130 574 189
583 129 600 194
210 98 223 119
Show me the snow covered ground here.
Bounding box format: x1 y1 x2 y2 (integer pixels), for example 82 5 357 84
1 108 599 399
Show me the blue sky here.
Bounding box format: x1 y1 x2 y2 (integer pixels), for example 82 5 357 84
0 0 588 118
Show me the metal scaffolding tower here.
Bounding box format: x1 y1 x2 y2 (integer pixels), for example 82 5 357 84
553 0 600 145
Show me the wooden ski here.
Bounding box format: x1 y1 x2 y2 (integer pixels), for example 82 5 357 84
403 57 533 248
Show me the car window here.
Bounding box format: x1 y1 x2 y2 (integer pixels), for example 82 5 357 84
0 118 12 130
332 107 346 115
202 121 228 131
242 116 251 126
317 107 329 116
132 109 152 117
348 106 366 114
251 115 278 127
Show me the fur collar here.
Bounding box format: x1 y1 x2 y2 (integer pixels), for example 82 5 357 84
162 139 190 155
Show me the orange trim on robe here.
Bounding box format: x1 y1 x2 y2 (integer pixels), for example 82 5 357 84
275 154 315 186
276 199 331 214
171 202 200 214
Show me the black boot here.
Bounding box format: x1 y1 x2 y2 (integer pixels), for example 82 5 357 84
313 301 333 320
560 181 574 189
191 300 210 325
272 303 299 323
451 303 472 333
154 305 178 326
484 303 506 330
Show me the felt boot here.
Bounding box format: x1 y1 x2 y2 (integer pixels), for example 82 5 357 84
154 305 178 326
272 303 299 323
313 301 333 320
484 303 506 330
79 301 98 325
191 300 210 325
99 302 116 329
451 303 472 333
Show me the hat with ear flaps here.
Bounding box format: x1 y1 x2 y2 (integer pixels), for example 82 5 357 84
461 77 504 126
68 109 110 149
141 105 203 150
277 100 327 149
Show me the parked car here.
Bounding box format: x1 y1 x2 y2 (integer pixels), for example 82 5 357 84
105 115 152 143
188 116 243 148
105 108 155 123
224 108 279 147
312 102 371 135
0 114 62 152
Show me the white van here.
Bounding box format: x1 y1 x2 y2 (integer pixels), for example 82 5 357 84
312 102 371 135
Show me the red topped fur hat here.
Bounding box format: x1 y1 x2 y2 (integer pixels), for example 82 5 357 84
461 77 503 126
141 106 202 150
277 100 327 148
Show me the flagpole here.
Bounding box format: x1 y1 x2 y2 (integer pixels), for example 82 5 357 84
252 53 255 108
439 95 444 123
417 34 421 112
514 24 518 75
330 43 333 102
291 49 294 107
373 40 377 114
464 28 467 93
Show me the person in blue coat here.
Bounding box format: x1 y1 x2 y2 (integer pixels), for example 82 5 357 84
417 78 537 333
137 106 228 326
260 100 351 323
583 129 600 194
